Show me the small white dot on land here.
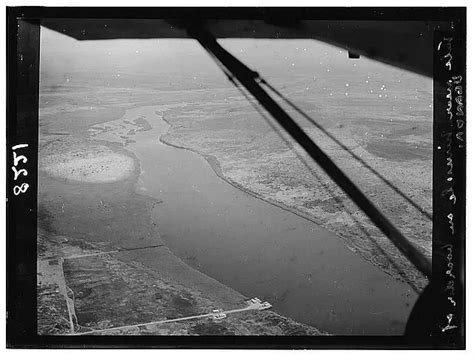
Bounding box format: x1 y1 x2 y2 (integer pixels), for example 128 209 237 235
117 74 120 77
370 89 374 93
291 63 295 67
365 80 369 84
345 83 349 87
327 69 330 72
345 93 348 96
303 48 307 51
329 93 333 96
378 94 382 98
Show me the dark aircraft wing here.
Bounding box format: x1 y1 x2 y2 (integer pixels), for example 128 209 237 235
41 18 457 77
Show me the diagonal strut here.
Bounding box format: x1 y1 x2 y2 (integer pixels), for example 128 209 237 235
188 24 432 279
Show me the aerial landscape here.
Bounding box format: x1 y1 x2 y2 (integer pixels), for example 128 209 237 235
37 25 432 336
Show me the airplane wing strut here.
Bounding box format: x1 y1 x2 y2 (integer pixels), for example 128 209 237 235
188 23 433 280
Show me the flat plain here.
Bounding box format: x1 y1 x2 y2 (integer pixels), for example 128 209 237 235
37 35 432 335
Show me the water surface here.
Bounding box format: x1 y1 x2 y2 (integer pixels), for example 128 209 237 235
98 105 417 335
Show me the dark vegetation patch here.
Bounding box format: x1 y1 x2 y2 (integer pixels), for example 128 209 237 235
171 293 197 316
303 198 341 214
133 117 152 131
191 321 235 335
37 284 70 335
365 140 431 161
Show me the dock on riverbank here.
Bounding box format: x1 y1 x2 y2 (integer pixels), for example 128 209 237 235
37 228 327 336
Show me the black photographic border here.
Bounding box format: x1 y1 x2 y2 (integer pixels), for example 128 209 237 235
5 6 466 349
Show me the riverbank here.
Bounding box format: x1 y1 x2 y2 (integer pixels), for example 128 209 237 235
38 118 327 336
94 105 418 335
38 97 425 335
158 99 432 292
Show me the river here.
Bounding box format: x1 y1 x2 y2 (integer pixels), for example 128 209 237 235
92 105 417 335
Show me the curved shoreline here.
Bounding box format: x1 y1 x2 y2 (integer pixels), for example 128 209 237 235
66 109 329 335
81 104 426 291
157 114 425 289
158 135 330 232
158 116 330 227
64 104 422 334
39 139 329 335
